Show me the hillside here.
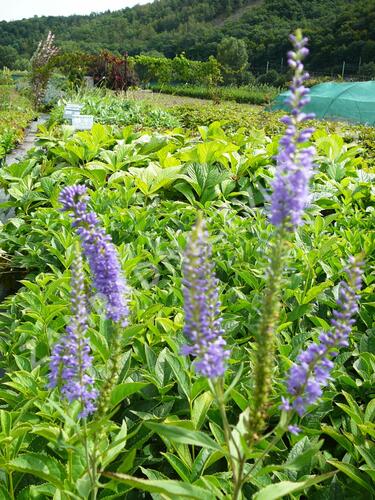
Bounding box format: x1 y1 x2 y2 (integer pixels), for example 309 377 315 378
0 0 374 74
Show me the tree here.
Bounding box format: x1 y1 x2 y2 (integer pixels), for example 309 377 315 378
361 62 375 79
0 45 19 69
216 36 248 72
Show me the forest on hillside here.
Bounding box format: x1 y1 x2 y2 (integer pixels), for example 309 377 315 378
0 0 374 75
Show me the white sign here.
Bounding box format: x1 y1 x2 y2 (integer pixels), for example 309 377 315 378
72 115 94 130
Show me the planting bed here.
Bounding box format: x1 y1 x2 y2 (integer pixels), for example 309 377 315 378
0 80 374 499
0 84 36 160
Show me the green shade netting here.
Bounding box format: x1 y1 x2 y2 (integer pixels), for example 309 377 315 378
270 81 375 126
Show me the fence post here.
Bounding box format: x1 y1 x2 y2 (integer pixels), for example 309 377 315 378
341 61 346 79
358 57 361 74
266 61 269 74
280 57 283 72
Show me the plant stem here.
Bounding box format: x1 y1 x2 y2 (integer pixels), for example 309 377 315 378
241 417 290 488
9 471 14 500
247 228 287 444
82 419 95 491
68 448 73 484
91 323 123 499
6 443 15 500
213 379 244 500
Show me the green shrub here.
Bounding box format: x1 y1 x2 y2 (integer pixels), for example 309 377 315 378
256 69 287 87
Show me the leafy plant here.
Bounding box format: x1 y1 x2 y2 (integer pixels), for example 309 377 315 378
0 53 374 499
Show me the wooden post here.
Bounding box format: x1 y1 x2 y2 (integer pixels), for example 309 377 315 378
124 51 128 92
266 60 269 74
341 61 346 79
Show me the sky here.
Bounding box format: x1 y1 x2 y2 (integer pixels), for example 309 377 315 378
0 0 153 22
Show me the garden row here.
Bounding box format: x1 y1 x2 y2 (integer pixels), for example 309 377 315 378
0 72 36 160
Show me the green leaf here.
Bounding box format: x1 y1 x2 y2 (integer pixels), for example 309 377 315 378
253 472 335 500
104 473 216 499
162 453 191 482
285 437 323 475
335 403 363 425
31 424 65 444
118 448 136 474
10 453 66 488
365 398 375 423
173 182 196 205
80 166 108 188
327 460 374 492
321 425 354 453
110 382 148 407
355 445 375 470
360 465 375 482
165 351 191 401
231 389 248 411
191 391 213 430
287 304 311 321
102 420 128 468
0 410 12 435
302 281 333 304
76 473 92 498
0 484 11 499
191 448 223 480
145 422 221 451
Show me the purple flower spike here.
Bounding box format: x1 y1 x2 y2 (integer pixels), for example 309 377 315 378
49 250 97 417
59 185 129 326
181 217 230 378
282 257 363 416
270 30 315 229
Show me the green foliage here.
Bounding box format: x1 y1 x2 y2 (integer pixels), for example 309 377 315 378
0 68 13 85
0 0 373 77
217 37 249 84
361 62 375 79
0 88 374 498
132 53 222 87
0 45 19 70
217 37 248 73
52 52 93 88
54 88 180 129
256 70 286 88
0 84 36 159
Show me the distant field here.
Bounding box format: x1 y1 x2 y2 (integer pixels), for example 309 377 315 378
128 89 262 111
147 83 279 105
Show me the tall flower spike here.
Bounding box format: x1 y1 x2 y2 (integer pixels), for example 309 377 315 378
49 248 97 417
282 256 363 419
270 30 315 229
181 217 230 378
59 185 129 326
